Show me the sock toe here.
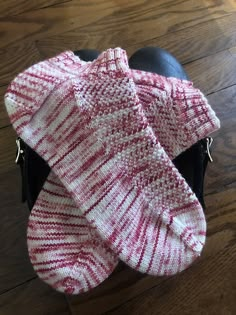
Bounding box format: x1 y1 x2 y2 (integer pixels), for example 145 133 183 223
135 198 206 276
27 172 118 294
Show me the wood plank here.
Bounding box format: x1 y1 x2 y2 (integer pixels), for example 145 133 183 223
0 126 17 175
37 10 236 62
107 231 236 314
0 41 41 87
0 168 36 294
0 86 9 128
2 1 235 87
0 0 71 18
185 49 236 94
0 277 70 315
2 0 236 53
126 12 236 63
205 85 236 196
0 0 118 50
68 263 165 315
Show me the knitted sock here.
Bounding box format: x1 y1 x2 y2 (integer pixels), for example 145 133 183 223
27 171 118 294
131 69 220 160
6 48 209 276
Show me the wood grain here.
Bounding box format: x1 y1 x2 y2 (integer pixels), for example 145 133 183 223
185 49 236 94
0 277 70 315
67 264 156 315
126 12 236 63
0 85 9 128
0 0 71 18
12 0 236 58
0 126 17 175
107 243 236 314
0 0 117 49
36 11 236 64
0 41 41 86
205 85 236 196
0 168 35 294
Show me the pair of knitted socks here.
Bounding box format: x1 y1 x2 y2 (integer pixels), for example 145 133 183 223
5 48 220 294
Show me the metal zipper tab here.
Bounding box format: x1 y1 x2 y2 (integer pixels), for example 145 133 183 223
15 138 25 164
206 137 213 162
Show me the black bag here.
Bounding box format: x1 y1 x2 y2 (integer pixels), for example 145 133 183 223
15 137 213 211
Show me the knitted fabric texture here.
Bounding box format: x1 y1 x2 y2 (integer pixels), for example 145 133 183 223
28 172 118 294
132 70 220 159
5 48 219 286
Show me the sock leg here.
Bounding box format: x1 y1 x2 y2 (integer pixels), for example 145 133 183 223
24 49 118 294
129 47 219 207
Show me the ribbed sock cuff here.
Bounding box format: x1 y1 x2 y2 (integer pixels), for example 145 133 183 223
170 79 220 157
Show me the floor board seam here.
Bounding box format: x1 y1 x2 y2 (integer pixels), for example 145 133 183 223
0 276 37 296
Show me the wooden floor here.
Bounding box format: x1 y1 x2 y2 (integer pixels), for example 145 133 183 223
0 0 236 314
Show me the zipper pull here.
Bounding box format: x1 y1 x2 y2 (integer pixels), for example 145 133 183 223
15 138 25 164
15 138 26 203
206 137 213 162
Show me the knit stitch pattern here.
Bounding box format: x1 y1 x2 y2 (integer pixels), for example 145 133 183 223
28 172 118 294
132 69 220 159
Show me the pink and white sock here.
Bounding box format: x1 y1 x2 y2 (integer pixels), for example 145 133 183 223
5 48 216 277
28 172 118 294
132 69 220 160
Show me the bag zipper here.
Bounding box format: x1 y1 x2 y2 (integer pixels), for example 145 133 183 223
15 138 25 164
206 137 213 162
15 137 26 202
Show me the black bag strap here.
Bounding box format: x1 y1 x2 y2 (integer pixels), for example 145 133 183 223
15 137 50 210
